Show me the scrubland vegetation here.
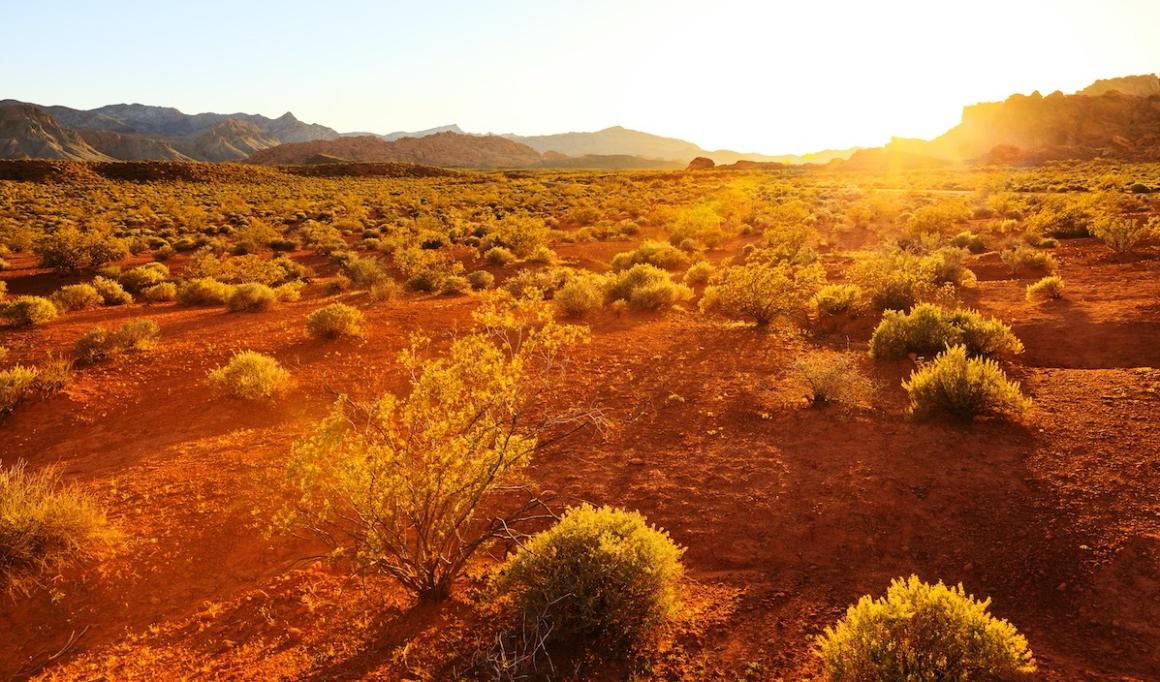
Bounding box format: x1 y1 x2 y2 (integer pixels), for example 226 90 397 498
0 160 1158 680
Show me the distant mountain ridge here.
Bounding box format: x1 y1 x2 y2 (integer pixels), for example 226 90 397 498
245 132 544 167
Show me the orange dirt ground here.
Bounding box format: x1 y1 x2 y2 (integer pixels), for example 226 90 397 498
1 235 1159 680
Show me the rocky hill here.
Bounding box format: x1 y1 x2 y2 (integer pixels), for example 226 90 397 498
245 132 544 167
0 100 338 162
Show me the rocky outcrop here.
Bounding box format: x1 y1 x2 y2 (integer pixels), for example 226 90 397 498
686 156 715 170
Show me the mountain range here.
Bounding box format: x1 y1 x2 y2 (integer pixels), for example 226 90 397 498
3 73 1159 169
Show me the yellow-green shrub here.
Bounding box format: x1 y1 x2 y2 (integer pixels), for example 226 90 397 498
142 282 177 303
91 276 133 305
605 264 693 312
208 350 291 399
792 352 873 406
610 240 691 272
75 319 160 365
1090 215 1151 253
682 259 714 286
177 277 234 306
0 366 40 413
554 274 605 318
1025 276 1064 301
2 296 58 327
700 261 824 326
813 284 863 317
1000 246 1057 274
118 263 169 293
817 575 1035 681
227 283 277 312
902 345 1031 420
306 303 365 339
869 304 1023 360
51 284 103 312
497 504 685 648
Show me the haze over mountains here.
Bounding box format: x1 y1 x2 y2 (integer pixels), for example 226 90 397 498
2 73 1158 168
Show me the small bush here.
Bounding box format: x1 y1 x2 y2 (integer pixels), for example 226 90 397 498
227 283 277 313
306 303 365 339
792 352 873 407
466 270 494 290
51 284 103 312
208 350 291 399
177 278 234 306
525 245 558 265
142 282 177 303
0 461 118 596
817 575 1036 681
813 284 863 317
2 296 58 327
1090 216 1150 253
902 345 1031 420
439 275 471 296
869 304 1023 360
682 260 714 285
554 274 605 318
1000 246 1057 274
497 504 685 649
275 281 305 302
1025 276 1064 301
605 264 693 312
484 246 517 266
0 366 40 413
75 319 159 365
118 263 169 293
610 240 691 272
91 276 133 305
368 280 401 302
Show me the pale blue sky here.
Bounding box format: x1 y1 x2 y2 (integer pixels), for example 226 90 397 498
5 0 1159 154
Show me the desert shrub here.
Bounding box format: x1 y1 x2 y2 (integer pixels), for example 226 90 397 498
1090 215 1150 253
0 366 40 413
1000 246 1057 274
792 352 873 406
306 303 365 339
208 350 290 399
605 264 693 312
813 284 863 317
0 461 118 596
74 319 159 365
504 267 574 300
683 259 714 285
554 274 605 318
368 280 401 302
869 304 1023 360
497 504 685 648
275 281 305 302
440 275 471 296
227 283 277 313
484 246 518 266
852 250 939 311
281 305 587 601
525 245 557 265
117 263 169 293
950 230 987 253
486 215 551 257
142 282 177 303
926 248 976 286
700 261 825 326
2 296 58 327
669 202 726 248
34 356 72 394
610 240 691 272
342 256 390 289
1026 196 1091 238
176 277 234 306
185 252 307 286
1025 276 1064 301
816 575 1035 681
34 225 128 273
902 345 1030 420
91 276 133 305
467 270 495 290
51 284 103 312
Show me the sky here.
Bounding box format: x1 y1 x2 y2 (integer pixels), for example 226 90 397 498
4 0 1160 155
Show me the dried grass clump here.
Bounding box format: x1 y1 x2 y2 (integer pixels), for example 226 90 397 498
74 319 160 365
792 352 874 407
1025 275 1065 301
0 461 118 596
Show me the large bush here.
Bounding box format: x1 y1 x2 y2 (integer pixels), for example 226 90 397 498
91 276 133 305
869 304 1023 360
226 282 277 313
282 299 587 602
0 461 118 596
118 263 170 293
306 303 365 339
1090 215 1151 253
700 261 825 326
208 350 291 399
34 225 128 273
554 274 606 318
51 284 103 312
75 319 160 365
497 504 685 648
176 277 234 306
604 264 692 312
902 345 1031 420
2 296 58 327
816 575 1036 681
610 240 691 272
